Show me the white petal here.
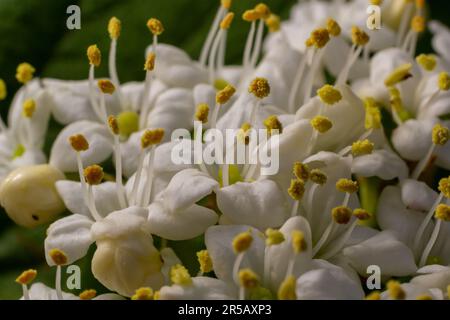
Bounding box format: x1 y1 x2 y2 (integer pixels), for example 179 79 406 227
352 149 409 181
159 277 236 300
400 179 439 212
392 119 434 162
25 283 79 300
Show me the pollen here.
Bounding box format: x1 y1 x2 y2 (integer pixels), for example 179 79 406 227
216 84 236 104
195 103 210 123
238 268 260 289
263 115 282 135
435 204 450 222
49 248 68 266
141 128 165 148
15 269 37 285
144 52 156 71
317 84 342 105
265 228 285 246
170 264 192 286
310 116 333 133
220 12 235 30
79 289 97 300
248 77 270 99
351 139 374 156
293 162 310 181
84 165 104 185
108 17 121 40
232 231 253 253
438 72 450 91
254 3 271 20
331 206 353 224
364 98 382 129
310 28 330 49
69 134 89 152
16 63 35 84
351 26 370 46
108 115 120 135
0 79 7 100
131 287 154 300
98 80 116 95
221 0 232 9
265 14 280 33
384 63 413 87
291 230 307 254
432 124 449 146
197 250 213 274
411 15 425 33
416 54 436 71
87 45 101 67
387 280 405 300
310 169 327 185
277 276 296 300
22 99 36 118
327 19 341 37
336 178 359 193
365 291 381 300
288 179 306 201
438 177 450 198
147 18 164 36
353 208 372 221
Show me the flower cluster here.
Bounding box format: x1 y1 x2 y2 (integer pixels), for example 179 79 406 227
2 0 450 300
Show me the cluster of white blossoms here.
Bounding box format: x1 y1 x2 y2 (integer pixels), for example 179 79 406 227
2 0 450 300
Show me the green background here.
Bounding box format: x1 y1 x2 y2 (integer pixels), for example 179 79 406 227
0 0 449 299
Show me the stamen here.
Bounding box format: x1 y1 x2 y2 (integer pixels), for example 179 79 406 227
364 98 382 130
265 14 280 33
87 45 103 122
132 287 154 300
232 231 253 253
242 10 259 74
285 230 307 279
139 52 157 129
387 280 405 300
317 84 342 105
277 276 296 300
353 208 372 221
288 179 305 201
147 18 164 54
416 54 437 72
22 99 36 118
84 165 104 221
212 85 235 128
326 18 341 37
384 63 413 87
195 103 210 124
69 134 90 206
238 268 259 300
208 12 234 83
265 228 285 246
249 4 271 69
79 289 97 300
49 248 68 300
365 291 381 300
248 78 270 126
16 269 37 300
351 139 374 156
293 162 310 181
396 0 415 46
16 62 35 85
310 169 327 185
438 72 450 91
197 250 213 275
310 116 333 133
87 45 101 67
263 115 282 136
107 17 126 110
402 15 425 56
170 264 192 286
107 116 127 209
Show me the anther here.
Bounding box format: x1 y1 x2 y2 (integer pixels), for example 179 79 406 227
265 228 285 246
22 99 36 118
16 269 37 285
411 15 425 33
79 289 97 300
98 80 116 95
197 250 213 274
84 165 104 185
0 79 7 100
248 77 270 99
263 115 282 135
108 17 121 40
195 104 210 123
293 162 310 181
277 276 296 300
288 179 305 201
438 72 450 91
144 52 156 71
310 116 333 133
291 230 307 254
170 264 192 285
141 128 165 149
216 84 236 104
432 124 449 146
384 63 413 87
438 177 450 198
387 280 405 300
416 54 436 71
353 208 372 221
317 84 342 105
435 204 450 222
351 139 374 156
327 19 341 37
147 18 164 36
49 248 68 266
331 206 353 224
108 115 119 135
265 14 280 33
351 26 370 46
232 231 253 253
16 63 35 84
336 178 359 193
310 28 330 49
132 287 154 300
220 12 235 29
254 3 271 20
238 268 260 289
87 45 101 67
310 169 327 185
69 134 89 152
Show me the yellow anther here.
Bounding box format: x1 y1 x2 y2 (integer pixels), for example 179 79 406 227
416 54 436 71
22 99 36 118
197 250 213 274
131 287 154 300
263 115 282 135
310 169 327 185
438 72 450 91
288 179 305 201
310 116 333 133
249 77 270 99
170 264 192 286
365 291 381 300
447 285 450 299
195 103 210 123
15 269 37 285
353 208 372 221
438 177 450 198
387 280 405 300
254 3 271 20
331 206 353 224
384 63 413 87
435 204 450 222
277 276 296 300
265 228 285 246
87 45 101 67
243 10 260 22
69 134 89 152
98 80 116 95
108 115 119 135
220 12 235 30
144 52 156 71
221 0 232 9
364 98 382 130
305 37 314 48
153 290 161 300
293 162 310 181
238 122 252 145
370 0 383 5
310 28 330 49
108 17 121 40
0 79 6 100
141 128 165 148
351 26 370 46
351 139 374 156
336 178 359 193
84 165 104 185
317 84 342 105
147 18 164 36
265 14 280 33
238 268 260 289
411 15 425 33
79 289 97 300
291 230 307 254
216 84 236 104
232 231 253 253
416 0 425 9
49 248 68 266
432 124 449 146
327 18 341 37
16 63 35 84
117 111 139 137
416 294 432 300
